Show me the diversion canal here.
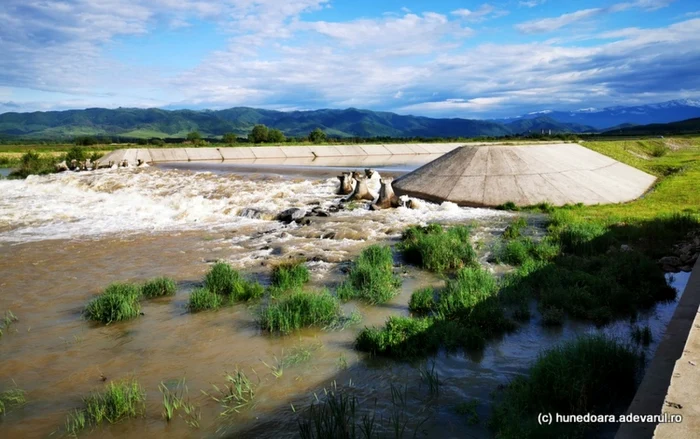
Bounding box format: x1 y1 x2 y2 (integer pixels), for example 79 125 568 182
0 157 691 438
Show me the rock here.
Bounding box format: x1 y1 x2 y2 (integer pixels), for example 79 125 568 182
277 208 307 223
321 232 336 239
121 160 129 167
620 244 632 252
70 159 78 170
681 265 694 272
659 256 682 266
328 205 340 213
407 199 423 210
54 161 69 172
345 174 375 202
239 208 265 219
296 218 312 226
337 172 355 195
307 201 321 206
373 177 400 209
315 210 330 217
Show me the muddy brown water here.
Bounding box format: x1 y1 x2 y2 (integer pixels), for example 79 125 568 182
0 160 691 438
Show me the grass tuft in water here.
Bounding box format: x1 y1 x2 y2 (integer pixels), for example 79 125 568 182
540 306 565 327
207 369 256 416
159 378 200 427
205 262 264 301
502 217 527 240
490 335 639 438
84 283 141 324
399 224 476 272
271 260 310 293
0 386 26 415
142 277 176 298
65 379 145 436
337 245 401 304
455 400 480 425
0 310 19 337
419 362 440 396
187 288 223 312
408 287 435 316
259 290 343 334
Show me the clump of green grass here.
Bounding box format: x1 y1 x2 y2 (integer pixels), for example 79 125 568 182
271 260 310 292
632 325 653 346
65 379 145 436
455 400 480 425
490 335 639 438
356 316 436 358
495 201 520 211
205 262 264 301
142 277 176 298
497 237 561 266
337 245 401 304
187 288 223 312
399 224 476 272
8 151 56 179
207 369 256 416
0 310 19 337
408 288 435 315
259 290 343 334
0 387 26 415
540 306 564 327
84 283 141 324
434 266 498 317
502 217 527 240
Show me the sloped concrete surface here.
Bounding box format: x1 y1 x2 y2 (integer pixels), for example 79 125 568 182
393 143 657 206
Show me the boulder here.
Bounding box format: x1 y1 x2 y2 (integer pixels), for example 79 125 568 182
373 177 400 209
277 208 307 223
337 172 355 195
328 205 340 213
69 159 78 170
407 199 423 210
54 161 69 172
296 217 312 226
659 256 682 266
344 174 375 202
239 208 265 219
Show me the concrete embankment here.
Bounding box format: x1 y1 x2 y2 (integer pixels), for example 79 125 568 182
616 257 700 439
99 143 468 165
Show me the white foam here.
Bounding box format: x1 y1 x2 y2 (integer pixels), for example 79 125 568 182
0 167 507 244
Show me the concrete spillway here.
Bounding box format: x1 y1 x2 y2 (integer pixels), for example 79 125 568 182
392 143 657 207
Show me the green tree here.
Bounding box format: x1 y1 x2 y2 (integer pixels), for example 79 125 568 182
267 129 285 143
308 128 327 144
249 124 269 143
186 130 201 141
222 132 238 144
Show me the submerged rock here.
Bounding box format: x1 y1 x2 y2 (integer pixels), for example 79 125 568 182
239 208 266 219
277 208 307 223
407 199 423 210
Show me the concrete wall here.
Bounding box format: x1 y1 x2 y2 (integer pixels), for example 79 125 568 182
99 143 475 164
616 257 700 439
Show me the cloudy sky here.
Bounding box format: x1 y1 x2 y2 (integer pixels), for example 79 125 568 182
1 0 699 118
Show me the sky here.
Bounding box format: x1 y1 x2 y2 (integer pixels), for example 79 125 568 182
0 0 699 118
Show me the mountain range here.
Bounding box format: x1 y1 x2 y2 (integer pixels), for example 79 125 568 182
0 99 698 140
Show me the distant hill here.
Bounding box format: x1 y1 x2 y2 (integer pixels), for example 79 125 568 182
602 117 700 136
0 107 591 140
498 99 700 130
505 116 596 134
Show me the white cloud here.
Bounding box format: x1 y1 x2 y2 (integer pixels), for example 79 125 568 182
516 0 674 34
451 4 508 22
519 0 546 7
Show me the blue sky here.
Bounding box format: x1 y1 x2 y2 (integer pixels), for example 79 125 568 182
0 0 699 118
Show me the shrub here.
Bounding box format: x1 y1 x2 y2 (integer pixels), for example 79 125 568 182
204 262 264 301
65 379 145 436
271 260 310 292
399 224 476 272
141 277 176 298
259 291 342 334
490 335 639 438
336 246 401 304
188 288 223 312
65 146 87 163
8 151 55 179
84 283 141 324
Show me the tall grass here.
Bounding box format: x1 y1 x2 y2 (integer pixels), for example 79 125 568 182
271 260 310 293
65 379 145 436
207 369 256 416
399 224 476 272
490 335 639 438
159 378 200 427
204 262 264 301
142 277 176 298
84 283 141 324
408 288 435 315
259 290 343 334
337 245 401 304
